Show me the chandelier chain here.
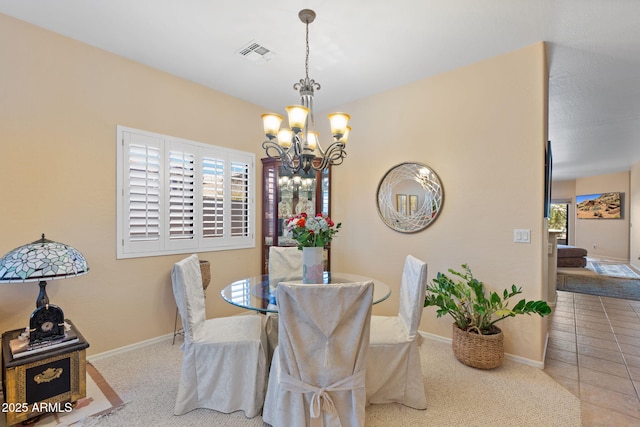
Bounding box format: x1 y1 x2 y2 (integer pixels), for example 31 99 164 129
305 20 310 81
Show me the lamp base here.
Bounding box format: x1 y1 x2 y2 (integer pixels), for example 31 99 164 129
36 280 49 308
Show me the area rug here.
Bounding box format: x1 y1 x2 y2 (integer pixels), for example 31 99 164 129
557 273 640 300
588 261 640 279
0 363 125 427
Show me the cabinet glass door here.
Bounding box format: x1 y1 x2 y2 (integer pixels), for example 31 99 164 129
261 158 331 273
277 166 317 246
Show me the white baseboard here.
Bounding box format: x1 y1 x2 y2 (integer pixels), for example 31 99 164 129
86 327 545 369
419 331 545 369
508 351 545 369
87 332 174 363
420 330 451 344
87 310 258 363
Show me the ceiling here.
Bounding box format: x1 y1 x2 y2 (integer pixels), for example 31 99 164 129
1 0 639 181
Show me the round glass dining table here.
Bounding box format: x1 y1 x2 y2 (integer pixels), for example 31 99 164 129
221 272 391 313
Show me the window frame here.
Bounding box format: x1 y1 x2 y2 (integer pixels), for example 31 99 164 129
116 125 255 259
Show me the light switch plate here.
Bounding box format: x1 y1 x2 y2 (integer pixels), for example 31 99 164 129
514 229 531 243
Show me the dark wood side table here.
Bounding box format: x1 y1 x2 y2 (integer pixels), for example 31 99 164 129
1 319 89 425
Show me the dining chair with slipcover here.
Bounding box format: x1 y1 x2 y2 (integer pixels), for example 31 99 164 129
268 246 303 280
171 254 268 418
265 246 304 360
366 255 428 409
262 281 374 427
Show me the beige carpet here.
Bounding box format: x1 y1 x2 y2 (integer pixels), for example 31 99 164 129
86 336 581 426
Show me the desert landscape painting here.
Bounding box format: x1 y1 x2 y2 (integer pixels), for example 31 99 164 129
576 192 622 219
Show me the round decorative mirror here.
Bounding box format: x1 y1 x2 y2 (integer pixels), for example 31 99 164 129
376 162 444 233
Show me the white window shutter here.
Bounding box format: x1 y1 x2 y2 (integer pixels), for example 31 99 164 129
119 131 164 256
230 158 251 238
167 147 196 250
117 126 255 258
202 154 225 240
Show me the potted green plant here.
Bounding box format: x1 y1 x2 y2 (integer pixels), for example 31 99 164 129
423 264 552 369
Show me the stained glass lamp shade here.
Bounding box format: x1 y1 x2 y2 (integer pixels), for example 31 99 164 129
0 234 89 307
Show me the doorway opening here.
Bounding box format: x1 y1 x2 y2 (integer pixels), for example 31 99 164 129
550 203 569 245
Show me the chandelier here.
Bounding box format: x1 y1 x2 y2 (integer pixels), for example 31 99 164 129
261 9 350 174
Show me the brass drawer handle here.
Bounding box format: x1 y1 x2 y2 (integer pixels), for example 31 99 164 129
34 367 63 384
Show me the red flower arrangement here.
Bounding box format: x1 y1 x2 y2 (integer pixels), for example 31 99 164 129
285 213 341 248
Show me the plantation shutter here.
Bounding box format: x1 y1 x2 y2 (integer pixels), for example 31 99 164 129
202 155 225 239
168 148 195 244
230 159 251 237
121 132 164 254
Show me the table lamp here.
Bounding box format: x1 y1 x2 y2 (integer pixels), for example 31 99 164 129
0 234 89 343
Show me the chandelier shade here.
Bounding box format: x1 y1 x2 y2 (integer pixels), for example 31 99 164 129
342 127 351 144
262 113 283 139
278 129 294 148
261 9 351 173
285 105 309 132
328 113 350 139
0 234 89 307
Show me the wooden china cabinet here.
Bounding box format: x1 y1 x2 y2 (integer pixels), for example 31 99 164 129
261 158 331 274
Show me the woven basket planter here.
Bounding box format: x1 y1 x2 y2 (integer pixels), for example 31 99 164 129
452 323 504 369
199 260 211 291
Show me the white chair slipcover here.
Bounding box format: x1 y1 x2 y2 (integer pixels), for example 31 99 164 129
265 246 304 361
171 254 267 418
366 255 428 409
268 246 303 280
262 281 374 427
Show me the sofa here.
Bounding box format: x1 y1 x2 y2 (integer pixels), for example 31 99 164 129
557 245 588 268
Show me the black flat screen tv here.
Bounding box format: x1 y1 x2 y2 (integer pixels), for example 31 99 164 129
544 141 552 218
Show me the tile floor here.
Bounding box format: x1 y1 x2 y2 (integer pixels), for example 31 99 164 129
544 290 640 426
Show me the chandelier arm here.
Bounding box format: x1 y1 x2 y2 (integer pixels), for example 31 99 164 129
282 153 297 172
313 155 329 171
323 142 347 163
291 133 305 158
262 140 304 173
285 150 303 173
308 142 347 172
314 136 326 157
262 140 286 159
290 134 309 173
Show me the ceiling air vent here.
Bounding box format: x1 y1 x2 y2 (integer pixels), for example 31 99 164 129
237 41 274 63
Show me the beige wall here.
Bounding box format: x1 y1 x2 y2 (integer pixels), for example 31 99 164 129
631 161 640 270
0 14 265 354
326 43 549 363
1 15 549 363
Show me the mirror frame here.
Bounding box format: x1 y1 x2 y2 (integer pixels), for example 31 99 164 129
376 162 444 233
